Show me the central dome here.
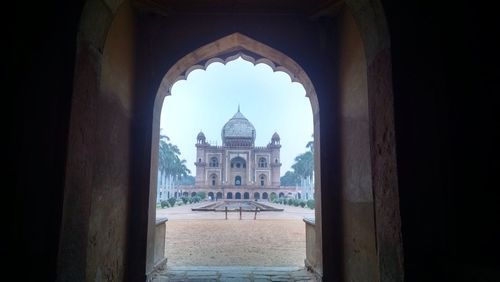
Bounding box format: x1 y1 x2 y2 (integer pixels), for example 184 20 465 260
221 107 256 146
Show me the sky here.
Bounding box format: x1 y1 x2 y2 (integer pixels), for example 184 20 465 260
160 57 313 176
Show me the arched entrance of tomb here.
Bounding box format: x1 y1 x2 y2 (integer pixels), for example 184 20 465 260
208 192 214 200
216 192 223 200
231 157 247 186
59 2 403 281
235 192 242 199
254 192 260 200
234 176 242 186
244 192 250 199
263 192 269 200
227 192 233 199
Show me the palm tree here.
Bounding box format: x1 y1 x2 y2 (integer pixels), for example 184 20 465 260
292 135 314 179
158 134 191 198
292 151 313 180
172 158 191 181
306 133 314 152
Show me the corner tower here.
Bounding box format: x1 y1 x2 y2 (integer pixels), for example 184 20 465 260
269 132 282 186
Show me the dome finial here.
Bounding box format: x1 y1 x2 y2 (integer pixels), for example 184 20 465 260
238 104 240 112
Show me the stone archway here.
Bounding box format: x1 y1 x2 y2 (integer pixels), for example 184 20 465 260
59 1 402 281
152 34 324 276
235 192 242 199
244 192 250 199
227 192 233 199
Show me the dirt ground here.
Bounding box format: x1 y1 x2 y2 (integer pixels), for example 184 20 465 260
157 201 315 266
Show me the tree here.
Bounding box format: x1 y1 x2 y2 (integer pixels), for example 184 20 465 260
196 191 206 200
306 133 314 152
167 197 176 207
159 134 191 180
158 134 192 201
270 193 277 202
280 171 301 186
281 135 314 186
291 151 313 179
178 175 195 185
297 135 314 179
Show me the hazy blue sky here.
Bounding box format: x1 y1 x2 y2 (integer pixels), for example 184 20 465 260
160 57 313 176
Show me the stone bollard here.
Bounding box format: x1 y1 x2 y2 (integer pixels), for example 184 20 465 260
239 207 242 220
225 206 228 220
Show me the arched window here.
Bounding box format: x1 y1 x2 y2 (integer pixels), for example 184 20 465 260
209 157 219 167
231 157 246 170
260 175 265 186
235 176 241 186
259 157 267 168
211 174 217 186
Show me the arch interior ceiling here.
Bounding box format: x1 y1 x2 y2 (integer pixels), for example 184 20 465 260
135 0 343 16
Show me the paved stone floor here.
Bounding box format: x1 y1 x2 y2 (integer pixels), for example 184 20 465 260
157 202 315 267
152 266 317 281
153 202 317 281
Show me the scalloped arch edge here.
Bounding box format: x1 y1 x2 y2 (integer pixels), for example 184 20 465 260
156 33 319 114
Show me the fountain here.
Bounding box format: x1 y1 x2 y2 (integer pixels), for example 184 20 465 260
192 200 283 212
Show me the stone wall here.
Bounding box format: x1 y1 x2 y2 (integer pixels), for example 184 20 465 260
337 9 379 282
